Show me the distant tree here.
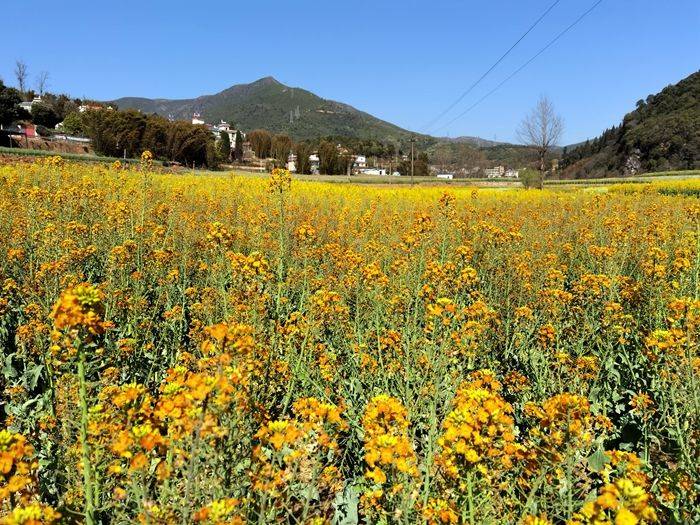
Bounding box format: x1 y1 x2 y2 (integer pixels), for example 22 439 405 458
35 71 49 95
318 140 339 174
337 150 353 175
14 60 28 95
217 131 231 162
519 168 543 189
0 80 30 126
294 142 312 174
517 95 563 178
397 152 430 177
61 112 86 135
233 131 243 161
271 134 292 164
31 103 61 128
49 94 80 120
248 129 272 158
142 116 169 155
79 109 217 167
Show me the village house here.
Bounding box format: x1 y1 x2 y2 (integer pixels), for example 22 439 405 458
287 153 297 172
19 96 44 113
359 167 387 176
78 103 114 113
353 155 367 170
196 116 245 155
309 154 320 174
484 165 506 178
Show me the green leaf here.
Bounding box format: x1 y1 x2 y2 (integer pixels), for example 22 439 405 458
588 445 611 472
333 481 359 525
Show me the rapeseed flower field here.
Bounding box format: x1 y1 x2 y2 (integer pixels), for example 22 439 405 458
0 157 698 524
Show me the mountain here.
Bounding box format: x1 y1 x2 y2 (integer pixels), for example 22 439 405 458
561 70 700 177
113 77 425 144
438 136 506 148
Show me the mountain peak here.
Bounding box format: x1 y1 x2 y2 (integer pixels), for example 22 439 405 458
253 76 282 86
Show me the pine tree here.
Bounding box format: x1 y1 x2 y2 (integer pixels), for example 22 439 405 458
217 131 231 162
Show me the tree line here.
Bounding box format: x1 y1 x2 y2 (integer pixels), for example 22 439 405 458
246 128 434 176
66 109 217 167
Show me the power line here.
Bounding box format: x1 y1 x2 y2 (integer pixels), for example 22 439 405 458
434 0 604 133
421 0 563 132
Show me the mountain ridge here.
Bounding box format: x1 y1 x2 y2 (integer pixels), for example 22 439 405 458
112 77 427 144
561 70 700 177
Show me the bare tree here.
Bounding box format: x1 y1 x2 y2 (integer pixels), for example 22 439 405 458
14 60 28 94
517 95 563 177
36 71 50 95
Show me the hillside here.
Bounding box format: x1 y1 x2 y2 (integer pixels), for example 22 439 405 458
561 70 700 178
113 77 425 144
437 136 506 148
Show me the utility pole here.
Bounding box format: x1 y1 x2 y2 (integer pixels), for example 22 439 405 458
410 136 416 185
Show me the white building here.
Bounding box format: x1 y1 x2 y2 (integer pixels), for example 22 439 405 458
504 169 520 178
309 154 320 174
20 96 43 113
360 168 387 176
192 113 205 125
436 173 454 180
287 153 297 173
485 166 506 179
209 120 244 154
78 103 112 113
354 155 367 169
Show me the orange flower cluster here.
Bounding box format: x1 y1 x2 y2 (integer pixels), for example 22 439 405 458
435 370 521 478
421 497 459 525
0 430 60 523
193 498 244 524
361 395 419 515
0 431 36 503
267 168 292 194
569 478 657 525
524 393 596 464
50 283 106 336
251 398 345 520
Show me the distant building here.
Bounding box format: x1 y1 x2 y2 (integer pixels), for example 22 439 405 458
192 113 205 125
287 153 297 173
215 120 231 131
504 169 519 178
242 142 255 161
436 173 454 180
209 119 244 154
309 153 320 174
20 96 43 113
78 103 112 113
485 166 506 178
360 168 387 176
354 155 367 169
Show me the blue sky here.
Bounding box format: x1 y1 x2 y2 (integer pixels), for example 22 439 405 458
2 0 698 144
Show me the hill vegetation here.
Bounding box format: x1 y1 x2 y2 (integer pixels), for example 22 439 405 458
561 70 700 178
113 77 432 148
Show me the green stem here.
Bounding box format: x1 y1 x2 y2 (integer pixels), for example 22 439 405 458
467 472 475 524
78 343 96 525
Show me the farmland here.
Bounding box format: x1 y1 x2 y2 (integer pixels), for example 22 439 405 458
0 157 698 524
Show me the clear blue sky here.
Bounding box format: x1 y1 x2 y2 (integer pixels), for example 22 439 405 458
2 0 698 144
